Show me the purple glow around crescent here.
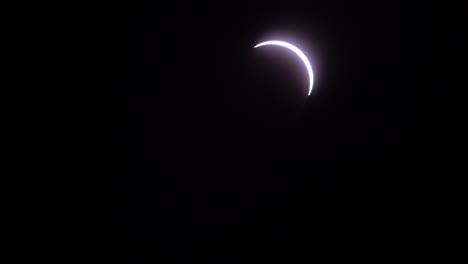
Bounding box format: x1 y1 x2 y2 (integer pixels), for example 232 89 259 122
255 40 314 96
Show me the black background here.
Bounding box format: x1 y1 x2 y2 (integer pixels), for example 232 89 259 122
13 1 466 263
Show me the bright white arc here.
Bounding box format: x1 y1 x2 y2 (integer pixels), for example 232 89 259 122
254 40 314 96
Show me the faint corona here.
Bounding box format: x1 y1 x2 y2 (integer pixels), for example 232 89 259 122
254 40 314 96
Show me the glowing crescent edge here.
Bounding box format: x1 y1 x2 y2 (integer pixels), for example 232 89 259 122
254 40 314 96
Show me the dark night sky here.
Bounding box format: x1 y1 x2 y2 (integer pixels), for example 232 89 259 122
12 2 466 263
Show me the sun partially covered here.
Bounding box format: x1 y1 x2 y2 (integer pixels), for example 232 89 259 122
255 40 314 96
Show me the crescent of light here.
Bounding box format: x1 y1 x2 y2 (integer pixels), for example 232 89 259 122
254 40 314 96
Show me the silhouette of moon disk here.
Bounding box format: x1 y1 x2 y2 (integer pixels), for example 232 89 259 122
254 40 314 96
